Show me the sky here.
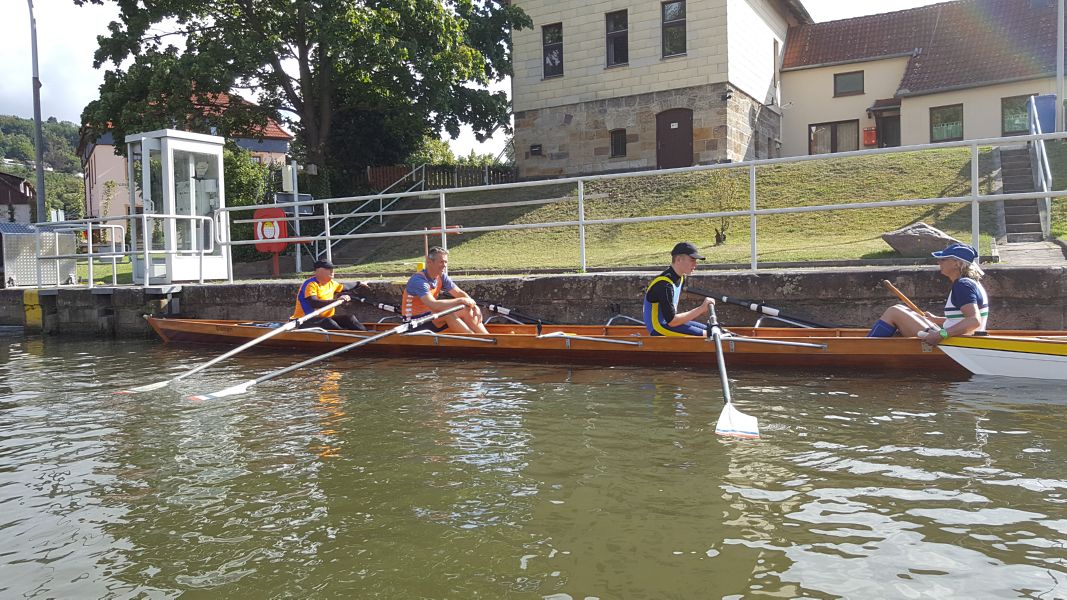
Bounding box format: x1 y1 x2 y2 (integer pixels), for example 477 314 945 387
2 0 947 159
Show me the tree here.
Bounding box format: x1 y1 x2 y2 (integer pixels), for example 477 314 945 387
77 0 531 197
406 137 458 166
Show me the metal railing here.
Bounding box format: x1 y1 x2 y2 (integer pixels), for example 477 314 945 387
218 131 1067 276
1028 96 1055 238
33 213 215 289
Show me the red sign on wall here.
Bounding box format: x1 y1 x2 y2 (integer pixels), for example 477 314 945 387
253 207 289 253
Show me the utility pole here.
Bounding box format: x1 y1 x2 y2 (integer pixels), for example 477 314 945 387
1059 0 1065 131
27 0 47 222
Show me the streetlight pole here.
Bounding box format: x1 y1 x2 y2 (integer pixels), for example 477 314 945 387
27 0 47 222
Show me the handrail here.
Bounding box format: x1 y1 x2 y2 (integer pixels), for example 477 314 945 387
1028 96 1054 238
214 130 1067 273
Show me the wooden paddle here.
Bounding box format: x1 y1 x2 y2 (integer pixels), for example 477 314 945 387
684 286 835 329
707 305 760 439
188 305 464 401
116 296 350 394
881 280 939 329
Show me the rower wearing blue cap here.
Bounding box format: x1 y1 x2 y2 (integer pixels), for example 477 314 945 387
867 242 989 344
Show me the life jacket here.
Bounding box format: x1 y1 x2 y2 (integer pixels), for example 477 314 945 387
402 269 445 318
643 273 689 336
291 277 343 319
944 277 989 332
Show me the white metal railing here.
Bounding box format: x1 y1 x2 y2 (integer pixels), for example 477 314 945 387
33 213 215 289
217 131 1067 275
1028 96 1054 238
311 164 427 262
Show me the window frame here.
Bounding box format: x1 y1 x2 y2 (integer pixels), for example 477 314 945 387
542 23 564 79
833 71 864 97
1001 94 1034 136
606 10 628 68
610 129 627 158
661 1 686 58
929 103 964 143
808 119 860 155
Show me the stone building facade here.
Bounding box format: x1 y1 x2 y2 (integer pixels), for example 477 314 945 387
511 0 809 179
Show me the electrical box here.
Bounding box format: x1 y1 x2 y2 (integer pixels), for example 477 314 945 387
863 127 878 146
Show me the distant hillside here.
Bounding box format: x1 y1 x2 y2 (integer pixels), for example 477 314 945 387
0 115 81 174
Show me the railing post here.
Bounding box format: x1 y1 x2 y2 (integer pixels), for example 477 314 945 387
323 201 333 264
439 191 448 250
577 179 587 273
749 165 758 271
291 160 302 273
971 144 980 251
86 221 94 289
141 212 150 290
198 217 205 285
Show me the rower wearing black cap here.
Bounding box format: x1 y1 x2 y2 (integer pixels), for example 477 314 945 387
643 242 715 336
291 260 369 331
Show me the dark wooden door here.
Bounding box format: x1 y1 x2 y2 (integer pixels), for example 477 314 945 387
879 116 901 148
656 108 693 169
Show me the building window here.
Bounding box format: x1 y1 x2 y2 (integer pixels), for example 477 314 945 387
930 104 963 142
662 1 686 57
606 11 628 67
833 71 864 97
1002 95 1034 135
610 129 627 157
809 120 859 155
543 23 564 78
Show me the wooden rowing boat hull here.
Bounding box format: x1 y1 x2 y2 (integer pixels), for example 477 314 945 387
145 317 1067 373
939 335 1067 380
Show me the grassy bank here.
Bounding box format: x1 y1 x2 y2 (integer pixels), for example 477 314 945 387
333 147 1002 275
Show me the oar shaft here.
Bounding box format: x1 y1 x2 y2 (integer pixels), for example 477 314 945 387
249 305 463 387
881 280 938 329
685 286 834 329
176 297 347 382
708 306 732 405
481 303 552 325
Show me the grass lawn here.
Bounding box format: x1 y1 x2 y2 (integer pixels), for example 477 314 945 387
326 147 1001 276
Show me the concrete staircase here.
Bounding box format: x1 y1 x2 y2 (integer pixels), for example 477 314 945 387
999 148 1045 243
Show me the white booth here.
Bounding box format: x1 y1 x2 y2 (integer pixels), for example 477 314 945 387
125 129 230 284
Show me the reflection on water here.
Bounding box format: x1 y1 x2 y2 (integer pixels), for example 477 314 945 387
0 334 1065 598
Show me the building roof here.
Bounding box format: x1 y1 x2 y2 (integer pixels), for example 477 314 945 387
782 0 1067 97
192 92 292 140
0 172 35 203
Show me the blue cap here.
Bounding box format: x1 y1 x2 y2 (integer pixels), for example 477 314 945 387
931 243 978 264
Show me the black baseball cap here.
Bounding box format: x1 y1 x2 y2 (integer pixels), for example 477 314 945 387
313 260 336 270
671 242 705 260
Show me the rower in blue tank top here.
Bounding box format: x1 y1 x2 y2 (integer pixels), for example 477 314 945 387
867 242 989 345
643 242 716 336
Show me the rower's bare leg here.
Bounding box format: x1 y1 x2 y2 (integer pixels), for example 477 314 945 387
441 313 475 333
466 306 489 334
881 304 929 337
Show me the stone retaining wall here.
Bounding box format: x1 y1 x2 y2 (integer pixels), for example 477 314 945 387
1 265 1064 336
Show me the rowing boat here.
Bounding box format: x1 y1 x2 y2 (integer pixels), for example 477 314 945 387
145 317 1067 373
939 335 1067 380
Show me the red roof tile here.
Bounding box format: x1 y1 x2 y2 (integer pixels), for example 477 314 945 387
783 0 1067 97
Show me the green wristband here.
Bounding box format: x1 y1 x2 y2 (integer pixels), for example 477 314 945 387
939 328 949 340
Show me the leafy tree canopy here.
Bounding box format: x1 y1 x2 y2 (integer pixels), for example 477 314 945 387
77 0 530 197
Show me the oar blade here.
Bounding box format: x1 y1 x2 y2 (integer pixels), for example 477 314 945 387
189 381 254 402
715 404 760 439
114 379 172 395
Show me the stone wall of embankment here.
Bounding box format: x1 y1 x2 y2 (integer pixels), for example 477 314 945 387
1 265 1064 336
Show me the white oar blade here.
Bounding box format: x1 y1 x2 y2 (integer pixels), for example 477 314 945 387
114 379 172 395
189 381 254 402
715 404 760 439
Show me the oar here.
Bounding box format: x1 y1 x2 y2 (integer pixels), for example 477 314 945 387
189 305 464 401
881 280 939 329
116 297 350 394
685 286 835 329
480 302 554 325
708 305 760 439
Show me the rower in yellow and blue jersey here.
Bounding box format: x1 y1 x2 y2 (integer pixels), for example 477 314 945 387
292 260 369 331
643 242 716 336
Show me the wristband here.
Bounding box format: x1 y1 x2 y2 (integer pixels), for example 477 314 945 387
938 328 949 340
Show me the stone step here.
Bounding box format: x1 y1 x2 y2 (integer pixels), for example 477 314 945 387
1001 160 1033 171
1003 184 1036 194
1003 199 1040 208
1006 213 1040 224
1007 222 1044 233
1007 232 1045 243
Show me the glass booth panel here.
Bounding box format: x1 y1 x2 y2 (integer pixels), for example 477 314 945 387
174 149 221 255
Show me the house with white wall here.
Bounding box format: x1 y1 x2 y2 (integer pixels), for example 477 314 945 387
769 0 1061 155
511 0 813 179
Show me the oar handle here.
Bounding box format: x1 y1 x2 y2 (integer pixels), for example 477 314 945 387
480 302 552 325
880 280 938 329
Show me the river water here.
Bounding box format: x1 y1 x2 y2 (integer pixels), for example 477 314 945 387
1 332 1065 599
